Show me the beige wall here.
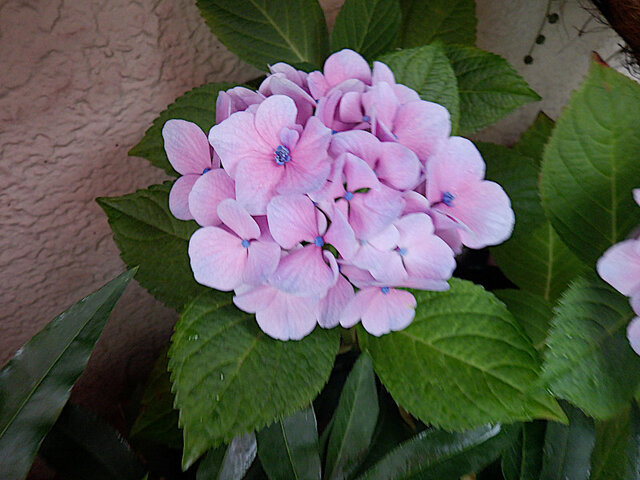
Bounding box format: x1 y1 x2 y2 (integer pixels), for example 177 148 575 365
0 0 626 454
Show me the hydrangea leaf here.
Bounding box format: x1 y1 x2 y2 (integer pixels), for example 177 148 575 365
500 421 546 480
196 0 329 71
355 423 519 480
378 44 460 132
358 279 566 430
129 83 234 176
494 290 552 352
539 403 594 480
168 292 339 470
130 348 182 449
540 61 640 266
542 274 640 419
97 182 212 310
397 0 476 47
0 269 134 480
479 133 587 302
331 0 401 60
590 404 640 480
443 45 540 135
39 403 146 480
324 353 379 480
514 112 554 167
197 433 257 480
257 407 321 480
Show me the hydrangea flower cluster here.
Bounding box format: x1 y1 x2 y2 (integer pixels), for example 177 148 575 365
597 189 640 355
162 49 515 340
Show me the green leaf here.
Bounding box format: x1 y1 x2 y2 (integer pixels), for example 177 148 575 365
514 112 554 167
257 407 321 480
168 292 339 469
590 404 640 480
443 45 540 134
378 44 460 132
331 0 401 60
397 0 476 47
0 269 134 480
493 290 552 352
324 353 379 480
539 403 594 480
198 433 258 480
130 347 182 449
358 279 565 431
543 274 640 419
196 0 329 70
129 82 234 176
356 423 518 480
540 61 640 265
39 403 146 480
500 421 546 480
97 182 212 310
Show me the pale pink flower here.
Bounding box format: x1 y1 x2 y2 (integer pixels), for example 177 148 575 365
260 64 315 125
216 86 265 124
188 199 280 291
188 169 235 227
426 136 514 249
162 119 215 220
209 95 332 215
307 49 372 100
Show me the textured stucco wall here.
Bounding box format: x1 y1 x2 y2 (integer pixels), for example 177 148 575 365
0 0 627 472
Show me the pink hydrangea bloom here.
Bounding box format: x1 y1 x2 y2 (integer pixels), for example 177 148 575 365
162 119 216 220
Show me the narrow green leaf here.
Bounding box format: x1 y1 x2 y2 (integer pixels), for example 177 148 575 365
257 407 321 480
331 0 401 60
590 404 640 480
169 292 339 469
196 0 329 70
325 354 379 480
130 348 182 449
39 403 146 480
539 403 594 480
129 82 234 175
0 269 135 480
443 45 540 134
540 61 640 265
97 182 212 310
198 433 258 480
398 0 476 47
494 290 552 352
359 279 565 431
543 274 640 419
378 44 460 132
500 421 546 480
514 112 554 167
356 423 518 480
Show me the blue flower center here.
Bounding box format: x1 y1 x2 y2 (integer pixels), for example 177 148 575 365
241 239 250 248
381 286 390 294
274 145 291 166
362 115 370 122
202 167 211 174
314 236 324 247
344 191 354 201
442 191 455 206
397 247 407 256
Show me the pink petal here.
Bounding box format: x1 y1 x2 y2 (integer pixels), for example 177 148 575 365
597 239 640 296
217 199 261 240
426 137 486 199
324 49 372 88
353 243 406 285
341 287 378 328
162 119 211 175
234 156 283 215
343 153 379 192
338 91 365 124
319 274 355 328
169 175 198 220
233 285 320 341
330 130 380 168
267 194 319 249
372 61 395 84
403 191 430 215
188 169 235 226
377 142 421 190
349 186 404 240
634 189 640 207
270 246 334 298
362 82 398 138
341 287 416 335
209 111 267 177
189 227 247 291
254 95 299 146
393 85 420 104
243 240 281 285
394 100 451 162
308 71 330 99
260 75 315 125
324 204 357 260
628 316 640 355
